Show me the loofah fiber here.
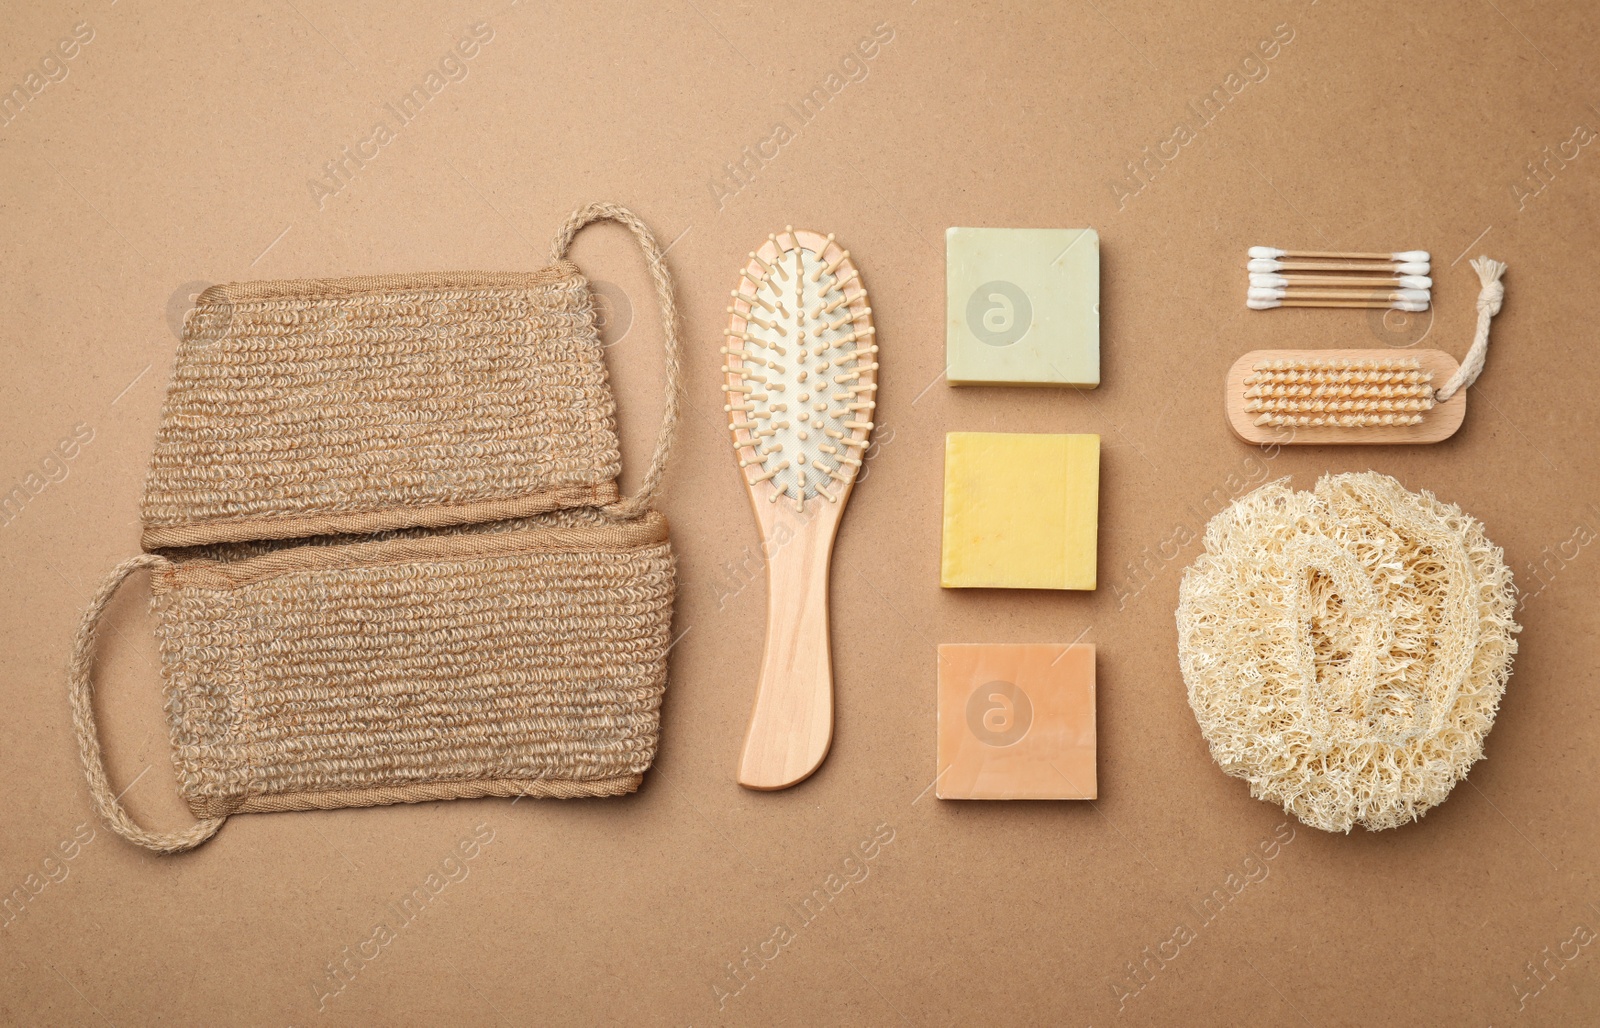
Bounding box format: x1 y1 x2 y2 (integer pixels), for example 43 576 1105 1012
1175 472 1518 832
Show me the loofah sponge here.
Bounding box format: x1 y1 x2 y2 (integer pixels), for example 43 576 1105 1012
1176 472 1519 832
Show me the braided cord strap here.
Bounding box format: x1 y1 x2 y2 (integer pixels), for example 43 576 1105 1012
551 203 682 519
1435 256 1507 403
69 554 226 853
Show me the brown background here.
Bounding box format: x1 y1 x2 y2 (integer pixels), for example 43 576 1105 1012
3 0 1598 1024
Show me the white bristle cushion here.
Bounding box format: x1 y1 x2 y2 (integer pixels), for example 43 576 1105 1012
724 237 875 509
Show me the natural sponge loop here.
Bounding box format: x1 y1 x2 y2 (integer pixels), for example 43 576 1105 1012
1176 472 1519 832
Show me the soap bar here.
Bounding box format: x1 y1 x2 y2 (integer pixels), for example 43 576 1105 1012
946 227 1100 387
937 643 1097 800
941 432 1099 590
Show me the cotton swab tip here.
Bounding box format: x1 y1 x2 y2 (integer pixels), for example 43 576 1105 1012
1395 261 1430 275
1392 299 1428 311
1397 275 1432 289
1247 258 1282 272
1250 273 1289 287
1392 250 1430 262
1248 246 1286 259
1246 298 1281 309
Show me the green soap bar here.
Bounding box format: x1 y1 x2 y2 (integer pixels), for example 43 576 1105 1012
945 227 1100 388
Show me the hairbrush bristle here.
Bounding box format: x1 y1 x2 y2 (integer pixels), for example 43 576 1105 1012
1242 357 1435 428
724 230 876 510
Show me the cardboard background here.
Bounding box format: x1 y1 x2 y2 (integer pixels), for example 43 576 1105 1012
3 0 1598 1023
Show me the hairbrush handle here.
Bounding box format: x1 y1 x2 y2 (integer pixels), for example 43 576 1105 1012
737 506 842 790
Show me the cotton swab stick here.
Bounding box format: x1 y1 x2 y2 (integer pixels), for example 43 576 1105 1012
1249 258 1430 275
1248 298 1428 311
1251 273 1432 289
1248 287 1430 303
1249 246 1429 261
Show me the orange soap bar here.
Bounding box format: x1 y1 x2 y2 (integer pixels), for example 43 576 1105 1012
936 643 1096 800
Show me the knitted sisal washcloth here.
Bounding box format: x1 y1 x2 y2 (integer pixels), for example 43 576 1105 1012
1176 472 1519 833
70 203 681 852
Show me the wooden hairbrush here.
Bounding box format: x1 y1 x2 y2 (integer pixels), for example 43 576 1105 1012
722 227 876 790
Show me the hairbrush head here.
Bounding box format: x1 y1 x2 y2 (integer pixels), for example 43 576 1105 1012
723 228 876 513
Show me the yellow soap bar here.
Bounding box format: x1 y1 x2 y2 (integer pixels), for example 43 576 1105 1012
940 432 1099 590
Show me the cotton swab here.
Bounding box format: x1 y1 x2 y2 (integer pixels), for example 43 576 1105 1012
1248 287 1430 304
1248 298 1428 311
1251 273 1432 289
1244 244 1433 313
1249 246 1430 262
1249 258 1430 275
